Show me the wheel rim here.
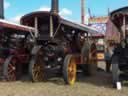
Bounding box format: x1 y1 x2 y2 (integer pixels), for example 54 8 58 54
81 41 90 64
31 49 44 82
88 45 97 64
7 63 16 81
68 57 76 85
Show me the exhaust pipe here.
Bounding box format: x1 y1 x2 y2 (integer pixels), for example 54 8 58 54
0 0 4 19
51 0 59 14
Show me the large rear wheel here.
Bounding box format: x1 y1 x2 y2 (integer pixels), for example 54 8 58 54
81 41 90 75
87 43 97 75
29 48 45 82
63 55 76 85
3 56 16 81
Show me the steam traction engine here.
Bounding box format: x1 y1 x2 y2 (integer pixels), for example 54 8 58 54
0 0 36 81
21 0 98 85
110 7 128 87
0 20 34 81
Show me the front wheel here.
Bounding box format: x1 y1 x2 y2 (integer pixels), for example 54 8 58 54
3 56 16 81
29 48 45 82
63 54 77 85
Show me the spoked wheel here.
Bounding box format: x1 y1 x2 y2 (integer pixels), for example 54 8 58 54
111 55 119 88
63 55 76 85
29 48 45 82
81 41 90 75
3 56 16 81
87 43 97 75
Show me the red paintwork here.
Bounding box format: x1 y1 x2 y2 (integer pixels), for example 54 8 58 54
106 19 120 42
0 58 4 64
12 48 29 64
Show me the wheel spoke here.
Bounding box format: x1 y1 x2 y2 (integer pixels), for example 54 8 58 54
8 69 14 74
7 63 16 81
68 57 76 84
30 48 45 82
8 72 16 80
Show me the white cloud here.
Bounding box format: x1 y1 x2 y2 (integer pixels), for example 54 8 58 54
59 8 72 16
4 1 10 9
10 6 73 24
37 6 72 17
38 6 50 11
10 15 22 23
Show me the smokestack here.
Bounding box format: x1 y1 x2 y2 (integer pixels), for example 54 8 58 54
81 0 85 24
51 0 59 14
0 0 4 19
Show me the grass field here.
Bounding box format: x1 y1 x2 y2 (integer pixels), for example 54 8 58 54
0 62 127 96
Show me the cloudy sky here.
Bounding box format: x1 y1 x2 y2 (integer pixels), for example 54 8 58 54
4 0 128 23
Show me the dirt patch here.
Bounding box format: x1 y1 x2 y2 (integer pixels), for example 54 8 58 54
0 62 127 96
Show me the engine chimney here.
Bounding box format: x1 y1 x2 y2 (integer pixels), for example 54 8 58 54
81 0 85 24
51 0 59 14
0 0 4 19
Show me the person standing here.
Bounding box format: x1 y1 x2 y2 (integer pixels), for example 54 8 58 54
105 45 113 72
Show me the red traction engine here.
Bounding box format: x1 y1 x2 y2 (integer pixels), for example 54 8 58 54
0 21 34 81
